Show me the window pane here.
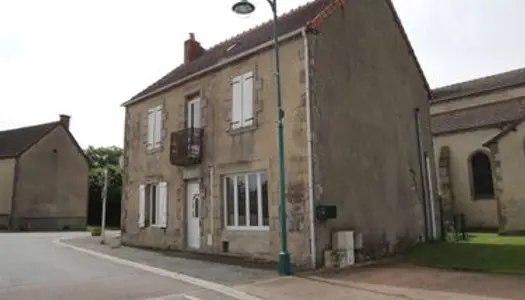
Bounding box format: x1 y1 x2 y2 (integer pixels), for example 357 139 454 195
237 175 246 226
248 174 258 226
261 173 269 226
144 185 151 226
471 152 495 198
226 177 234 226
151 184 157 225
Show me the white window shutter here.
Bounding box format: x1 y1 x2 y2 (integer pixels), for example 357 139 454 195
147 112 155 149
242 72 254 127
193 99 201 129
138 185 146 228
231 76 243 129
159 181 168 228
154 108 163 147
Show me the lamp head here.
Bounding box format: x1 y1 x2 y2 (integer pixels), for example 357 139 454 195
232 0 256 15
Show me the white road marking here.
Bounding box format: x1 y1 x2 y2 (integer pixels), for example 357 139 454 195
183 295 205 300
53 237 264 300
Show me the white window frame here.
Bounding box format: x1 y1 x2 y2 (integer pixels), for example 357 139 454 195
231 71 254 130
187 97 201 129
147 105 163 150
139 182 167 228
223 171 269 231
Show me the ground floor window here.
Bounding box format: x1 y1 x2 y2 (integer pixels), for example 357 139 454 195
224 171 269 229
139 182 168 227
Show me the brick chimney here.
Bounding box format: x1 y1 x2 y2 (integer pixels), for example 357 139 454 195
59 114 70 129
184 33 204 64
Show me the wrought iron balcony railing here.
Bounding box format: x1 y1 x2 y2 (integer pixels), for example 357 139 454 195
169 128 203 167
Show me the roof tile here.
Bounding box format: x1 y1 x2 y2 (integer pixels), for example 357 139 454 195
431 98 525 135
125 0 333 105
0 122 59 159
432 67 525 101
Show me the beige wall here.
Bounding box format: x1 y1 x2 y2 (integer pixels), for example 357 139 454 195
0 158 15 228
308 0 437 262
122 36 311 265
431 85 525 115
433 129 499 228
13 125 89 230
494 122 525 232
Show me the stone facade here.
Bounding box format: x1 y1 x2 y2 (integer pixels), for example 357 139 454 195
0 120 89 231
121 36 311 265
308 0 436 262
486 121 525 233
431 68 525 232
121 0 437 268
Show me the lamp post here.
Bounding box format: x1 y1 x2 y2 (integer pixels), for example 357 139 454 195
233 0 291 275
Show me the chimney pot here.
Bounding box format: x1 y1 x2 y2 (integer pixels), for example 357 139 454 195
59 114 70 129
184 33 204 64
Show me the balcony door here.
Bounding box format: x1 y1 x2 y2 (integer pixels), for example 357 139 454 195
187 97 201 129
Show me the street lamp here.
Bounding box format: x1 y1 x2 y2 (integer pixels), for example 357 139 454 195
232 0 291 275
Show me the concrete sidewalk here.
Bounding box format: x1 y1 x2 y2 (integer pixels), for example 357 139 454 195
62 234 522 300
236 275 510 300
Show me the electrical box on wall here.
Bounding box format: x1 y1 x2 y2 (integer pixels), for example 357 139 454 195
316 205 337 221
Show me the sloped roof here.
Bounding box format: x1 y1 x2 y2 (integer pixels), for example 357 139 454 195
431 98 525 135
482 117 525 147
0 122 59 159
431 67 525 102
123 0 338 106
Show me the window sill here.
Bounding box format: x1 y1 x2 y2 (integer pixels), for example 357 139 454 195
226 226 270 232
473 197 496 201
227 124 258 136
147 145 163 154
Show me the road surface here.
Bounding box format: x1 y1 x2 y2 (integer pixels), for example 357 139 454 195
0 232 249 300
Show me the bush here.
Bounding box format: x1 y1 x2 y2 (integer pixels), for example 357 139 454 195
91 227 102 236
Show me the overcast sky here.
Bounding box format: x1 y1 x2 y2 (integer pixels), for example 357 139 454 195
1 0 525 148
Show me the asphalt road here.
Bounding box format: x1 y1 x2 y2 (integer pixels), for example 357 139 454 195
0 232 246 300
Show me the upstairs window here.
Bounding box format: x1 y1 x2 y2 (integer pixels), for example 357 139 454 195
470 151 495 200
231 71 254 130
187 97 201 129
147 105 163 149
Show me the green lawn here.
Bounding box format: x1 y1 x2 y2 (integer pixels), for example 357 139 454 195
398 233 525 276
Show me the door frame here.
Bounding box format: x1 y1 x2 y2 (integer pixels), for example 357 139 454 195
186 180 201 249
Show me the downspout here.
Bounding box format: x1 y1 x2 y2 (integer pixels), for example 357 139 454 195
302 28 317 269
209 165 214 246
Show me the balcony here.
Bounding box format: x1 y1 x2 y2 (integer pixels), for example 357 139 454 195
169 128 203 167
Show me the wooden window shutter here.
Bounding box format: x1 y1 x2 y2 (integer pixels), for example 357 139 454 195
242 72 254 127
147 111 155 149
231 76 243 129
159 182 168 228
138 184 146 228
154 107 163 147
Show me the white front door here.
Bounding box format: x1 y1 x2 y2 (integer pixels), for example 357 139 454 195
186 181 201 249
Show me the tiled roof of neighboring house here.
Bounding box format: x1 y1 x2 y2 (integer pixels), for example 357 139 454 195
124 0 334 106
431 98 525 135
0 122 59 159
431 67 525 102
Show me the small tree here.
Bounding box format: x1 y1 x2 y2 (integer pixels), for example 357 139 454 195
85 146 123 227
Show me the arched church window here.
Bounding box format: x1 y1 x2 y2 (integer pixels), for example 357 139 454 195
469 151 495 200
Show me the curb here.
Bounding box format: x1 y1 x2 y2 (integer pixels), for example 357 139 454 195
53 237 265 300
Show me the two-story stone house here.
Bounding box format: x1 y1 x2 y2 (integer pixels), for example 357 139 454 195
121 0 438 268
432 67 525 233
